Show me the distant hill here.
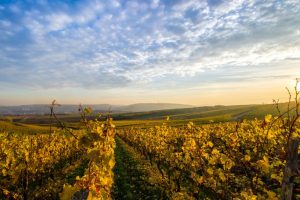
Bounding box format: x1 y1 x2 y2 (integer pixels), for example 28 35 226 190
112 102 294 122
0 104 113 115
3 102 294 126
115 103 193 112
0 103 194 115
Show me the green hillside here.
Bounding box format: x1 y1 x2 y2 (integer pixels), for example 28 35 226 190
112 102 292 121
2 102 294 128
0 120 53 135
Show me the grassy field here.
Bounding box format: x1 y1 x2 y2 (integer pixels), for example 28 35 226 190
112 102 292 121
0 102 292 130
0 120 55 134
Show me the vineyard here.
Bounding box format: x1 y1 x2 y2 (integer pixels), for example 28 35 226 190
118 116 299 199
1 0 299 199
0 104 300 200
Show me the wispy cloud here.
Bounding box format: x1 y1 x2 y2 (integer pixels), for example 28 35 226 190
0 0 299 97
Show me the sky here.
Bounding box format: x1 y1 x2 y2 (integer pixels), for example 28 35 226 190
0 0 300 106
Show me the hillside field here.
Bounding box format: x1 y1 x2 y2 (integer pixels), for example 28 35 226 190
1 102 299 199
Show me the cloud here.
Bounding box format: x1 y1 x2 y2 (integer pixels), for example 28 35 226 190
0 0 299 90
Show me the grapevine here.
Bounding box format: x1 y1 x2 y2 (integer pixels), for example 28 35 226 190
118 115 299 199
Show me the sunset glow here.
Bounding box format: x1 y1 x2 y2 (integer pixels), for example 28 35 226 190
0 0 300 105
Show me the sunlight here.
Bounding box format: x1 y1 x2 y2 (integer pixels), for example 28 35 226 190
288 79 300 92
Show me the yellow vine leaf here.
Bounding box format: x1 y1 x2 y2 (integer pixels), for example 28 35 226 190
207 141 214 148
244 155 251 162
60 185 78 200
264 114 272 123
207 167 214 175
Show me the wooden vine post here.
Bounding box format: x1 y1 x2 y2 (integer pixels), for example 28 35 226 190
281 139 299 200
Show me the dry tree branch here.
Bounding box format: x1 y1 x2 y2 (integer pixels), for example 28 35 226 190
286 87 292 124
78 104 90 130
49 100 78 139
281 78 300 200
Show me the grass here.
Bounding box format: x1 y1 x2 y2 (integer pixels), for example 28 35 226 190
0 102 293 129
0 121 54 135
113 137 168 200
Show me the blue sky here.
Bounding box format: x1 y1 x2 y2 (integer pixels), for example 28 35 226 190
0 0 300 105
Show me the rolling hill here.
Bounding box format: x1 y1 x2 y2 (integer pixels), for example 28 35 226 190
0 103 193 115
3 102 294 127
112 102 293 122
